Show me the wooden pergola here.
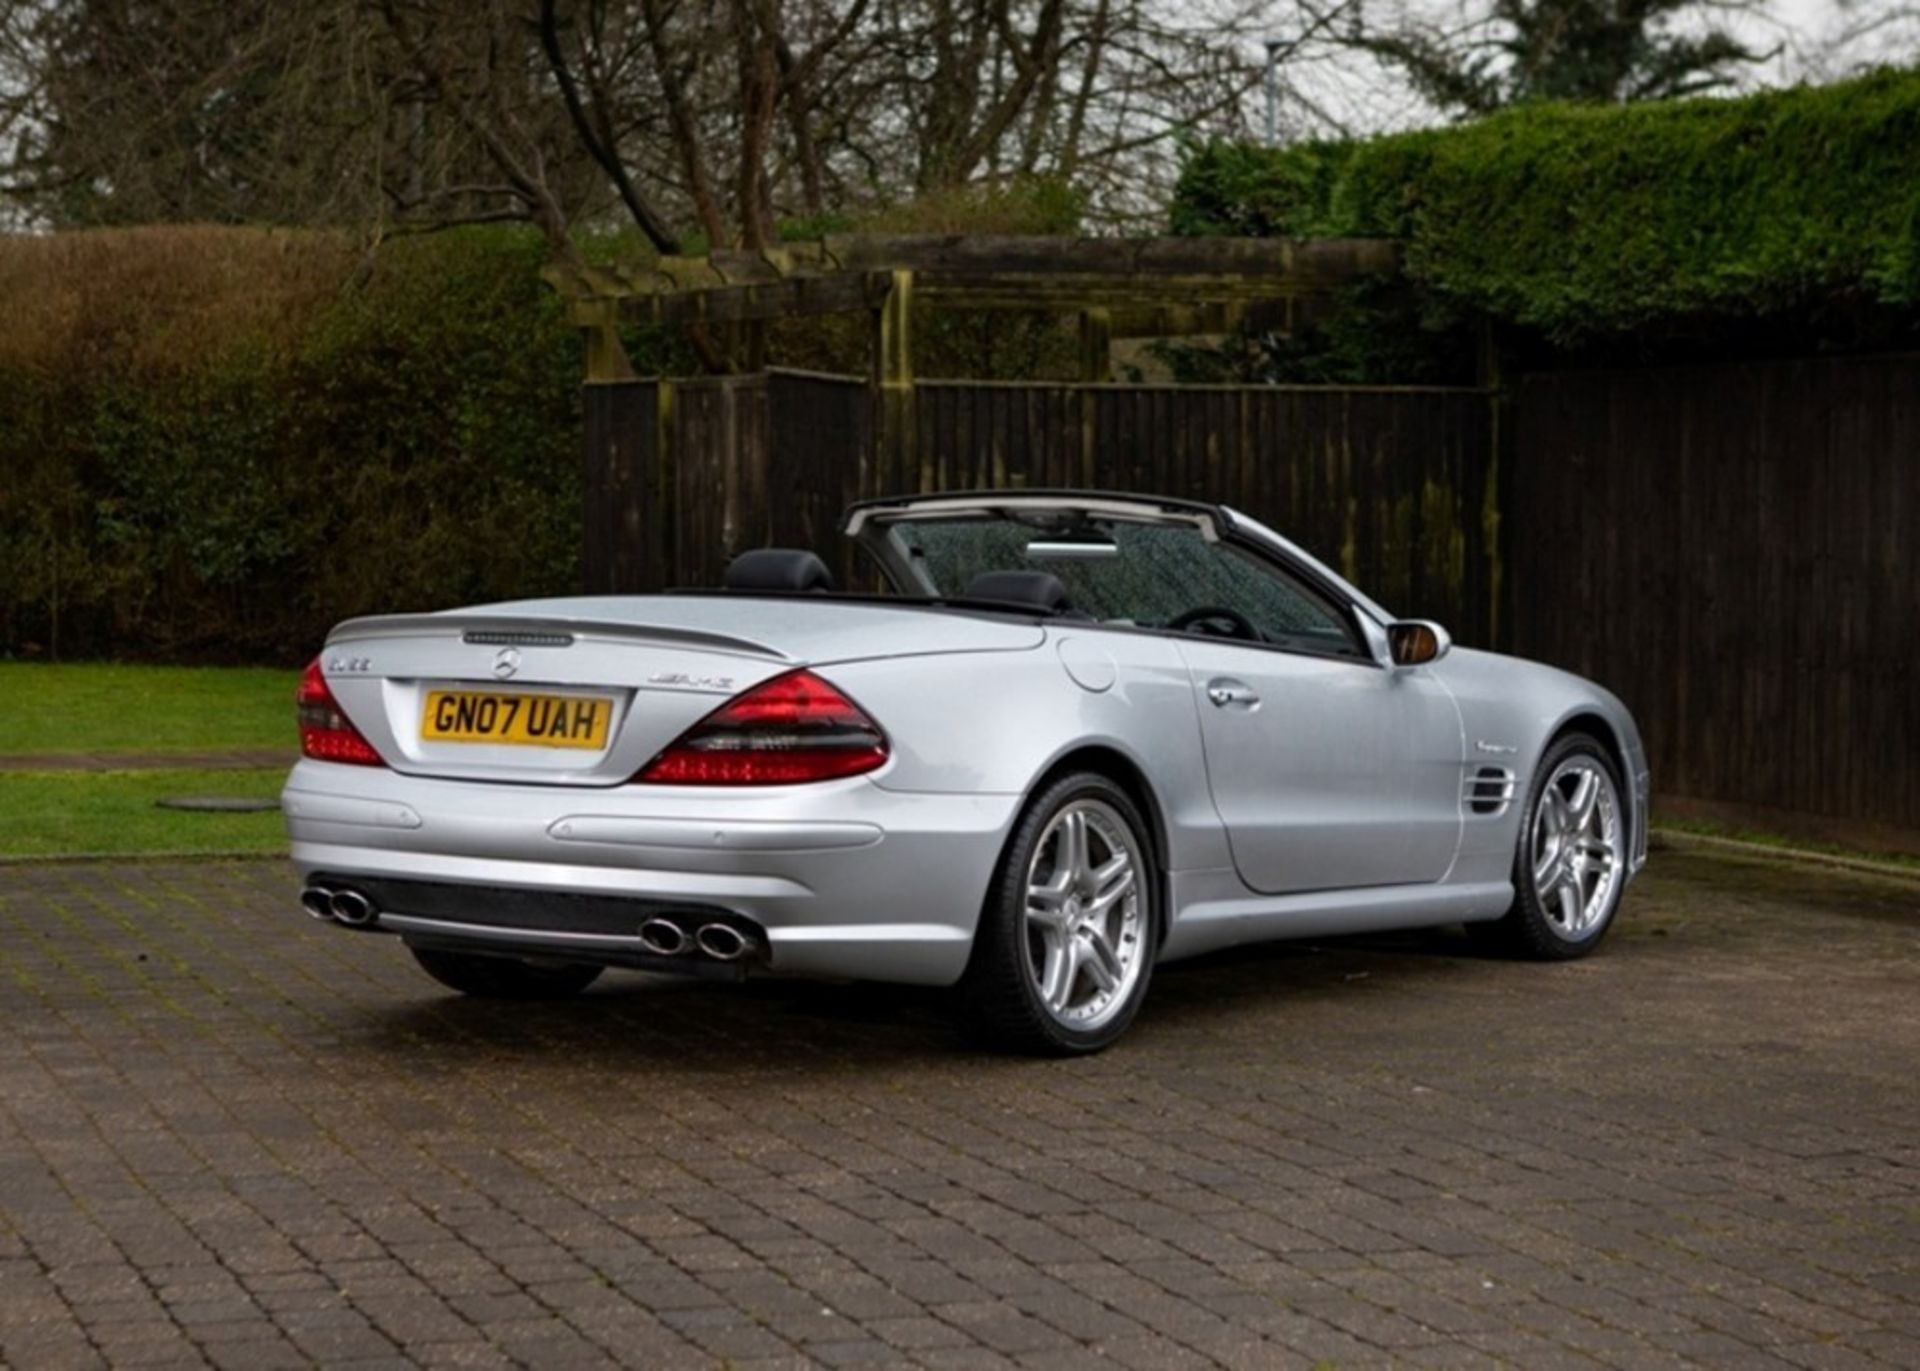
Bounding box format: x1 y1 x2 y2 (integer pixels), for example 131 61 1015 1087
549 233 1401 505
549 233 1400 383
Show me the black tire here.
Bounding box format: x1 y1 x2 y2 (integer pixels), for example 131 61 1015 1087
959 771 1159 1055
1468 731 1628 960
409 946 604 999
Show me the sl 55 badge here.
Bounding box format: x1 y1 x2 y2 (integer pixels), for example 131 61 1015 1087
648 671 735 692
328 656 372 673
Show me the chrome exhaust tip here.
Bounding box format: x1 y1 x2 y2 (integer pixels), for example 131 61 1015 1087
299 885 335 921
329 888 377 926
695 923 753 962
637 917 690 957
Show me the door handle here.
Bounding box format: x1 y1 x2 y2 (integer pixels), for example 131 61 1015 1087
1206 678 1260 708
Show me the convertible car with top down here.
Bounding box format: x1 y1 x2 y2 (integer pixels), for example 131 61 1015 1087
284 490 1649 1054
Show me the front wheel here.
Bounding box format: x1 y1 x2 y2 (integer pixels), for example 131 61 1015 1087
960 773 1158 1055
1470 733 1628 960
409 946 604 999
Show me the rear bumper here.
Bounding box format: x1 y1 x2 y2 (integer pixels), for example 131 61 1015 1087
283 760 1020 985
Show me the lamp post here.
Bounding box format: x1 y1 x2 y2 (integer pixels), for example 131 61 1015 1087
1264 38 1287 147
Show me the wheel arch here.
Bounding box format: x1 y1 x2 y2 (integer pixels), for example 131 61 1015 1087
991 743 1174 948
1031 744 1169 871
1547 711 1638 853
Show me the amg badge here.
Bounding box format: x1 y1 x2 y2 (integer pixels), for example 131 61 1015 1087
648 671 735 692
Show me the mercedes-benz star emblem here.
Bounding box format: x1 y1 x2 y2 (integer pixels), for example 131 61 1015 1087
493 647 521 680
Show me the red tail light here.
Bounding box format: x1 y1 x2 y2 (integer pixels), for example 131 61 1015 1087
297 659 384 766
637 669 888 785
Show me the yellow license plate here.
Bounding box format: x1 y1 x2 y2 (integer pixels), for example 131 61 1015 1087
421 690 613 749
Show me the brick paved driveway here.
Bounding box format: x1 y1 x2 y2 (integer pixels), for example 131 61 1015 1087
1 848 1915 1369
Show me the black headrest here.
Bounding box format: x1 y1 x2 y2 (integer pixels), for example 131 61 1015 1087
963 570 1070 613
724 548 835 593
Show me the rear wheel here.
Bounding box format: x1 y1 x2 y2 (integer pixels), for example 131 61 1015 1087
409 947 604 999
1470 732 1627 959
960 772 1157 1055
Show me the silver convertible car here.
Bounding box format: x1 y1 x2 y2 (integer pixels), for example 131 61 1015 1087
285 490 1648 1053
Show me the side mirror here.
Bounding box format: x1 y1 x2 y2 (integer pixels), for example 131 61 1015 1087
1387 620 1451 667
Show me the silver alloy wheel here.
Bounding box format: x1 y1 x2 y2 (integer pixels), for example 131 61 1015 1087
1022 798 1147 1031
1527 756 1624 940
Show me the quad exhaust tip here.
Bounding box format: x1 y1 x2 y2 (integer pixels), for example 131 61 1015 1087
302 884 378 926
695 923 753 962
640 915 760 963
637 918 690 957
330 889 377 926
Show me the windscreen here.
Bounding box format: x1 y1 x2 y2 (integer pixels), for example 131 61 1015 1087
881 512 1359 654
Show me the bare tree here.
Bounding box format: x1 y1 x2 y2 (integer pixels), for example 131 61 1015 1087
0 2 46 206
374 0 607 252
4 0 387 225
521 0 1337 241
1 0 1380 241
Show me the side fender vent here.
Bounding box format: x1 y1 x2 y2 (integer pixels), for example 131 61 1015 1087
1465 766 1516 817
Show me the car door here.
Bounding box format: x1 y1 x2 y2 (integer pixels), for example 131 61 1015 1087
1178 637 1463 893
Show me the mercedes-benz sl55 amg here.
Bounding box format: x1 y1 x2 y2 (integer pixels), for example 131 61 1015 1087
283 490 1649 1053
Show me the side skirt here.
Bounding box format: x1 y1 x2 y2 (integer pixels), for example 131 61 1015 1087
1160 873 1514 963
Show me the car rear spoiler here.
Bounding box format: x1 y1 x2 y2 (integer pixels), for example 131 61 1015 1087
324 612 787 660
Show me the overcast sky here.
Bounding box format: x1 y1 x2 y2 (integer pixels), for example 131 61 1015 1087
1270 0 1919 138
1743 0 1920 79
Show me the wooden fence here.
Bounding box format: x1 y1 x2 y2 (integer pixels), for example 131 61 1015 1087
583 368 1499 644
583 354 1920 845
1512 353 1920 842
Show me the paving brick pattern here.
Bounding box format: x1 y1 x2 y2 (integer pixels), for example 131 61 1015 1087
0 849 1915 1368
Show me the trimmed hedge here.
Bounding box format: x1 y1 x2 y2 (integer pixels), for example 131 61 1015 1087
0 182 1096 663
0 226 590 662
1172 68 1920 341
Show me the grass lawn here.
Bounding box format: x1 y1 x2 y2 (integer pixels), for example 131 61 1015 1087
0 663 294 858
0 662 297 755
0 768 287 858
